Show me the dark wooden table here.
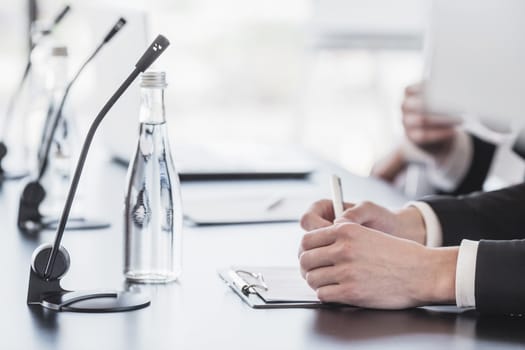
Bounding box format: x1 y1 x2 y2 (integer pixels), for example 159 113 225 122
2 160 524 350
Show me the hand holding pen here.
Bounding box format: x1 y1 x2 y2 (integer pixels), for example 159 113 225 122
300 175 427 245
299 174 347 230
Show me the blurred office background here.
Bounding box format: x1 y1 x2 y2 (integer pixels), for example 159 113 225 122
0 0 428 176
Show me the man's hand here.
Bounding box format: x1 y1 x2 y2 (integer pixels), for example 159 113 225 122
402 83 459 155
299 223 458 309
372 83 463 182
300 199 427 245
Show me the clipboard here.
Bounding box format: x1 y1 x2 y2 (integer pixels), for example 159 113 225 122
218 266 339 309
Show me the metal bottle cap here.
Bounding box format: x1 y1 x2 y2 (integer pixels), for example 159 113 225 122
140 71 167 88
52 46 68 57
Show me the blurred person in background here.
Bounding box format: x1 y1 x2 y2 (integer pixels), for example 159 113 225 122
371 83 502 197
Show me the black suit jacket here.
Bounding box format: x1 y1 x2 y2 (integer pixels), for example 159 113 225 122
440 134 497 196
423 183 525 315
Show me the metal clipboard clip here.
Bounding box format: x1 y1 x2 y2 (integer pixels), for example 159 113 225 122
228 269 268 296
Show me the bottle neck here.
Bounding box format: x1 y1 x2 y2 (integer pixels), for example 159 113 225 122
47 55 69 92
30 20 52 47
139 87 166 124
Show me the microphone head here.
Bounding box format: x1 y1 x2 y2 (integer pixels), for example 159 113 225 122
53 5 71 26
103 17 127 43
135 35 170 73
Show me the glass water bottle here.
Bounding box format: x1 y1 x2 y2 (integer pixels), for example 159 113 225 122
25 22 58 174
39 46 79 217
0 21 55 177
124 71 183 283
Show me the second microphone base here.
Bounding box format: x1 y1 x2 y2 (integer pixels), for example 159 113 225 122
42 216 111 231
20 216 111 233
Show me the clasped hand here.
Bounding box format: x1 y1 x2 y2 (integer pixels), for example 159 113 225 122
298 200 456 309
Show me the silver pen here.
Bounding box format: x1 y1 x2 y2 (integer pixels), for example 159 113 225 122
330 174 344 219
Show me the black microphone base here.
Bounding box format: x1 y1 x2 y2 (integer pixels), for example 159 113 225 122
27 269 150 313
18 180 112 233
28 245 150 313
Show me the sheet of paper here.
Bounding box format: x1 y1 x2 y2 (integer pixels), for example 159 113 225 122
184 196 315 225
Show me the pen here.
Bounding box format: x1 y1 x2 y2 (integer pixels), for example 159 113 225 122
330 174 344 219
266 197 284 211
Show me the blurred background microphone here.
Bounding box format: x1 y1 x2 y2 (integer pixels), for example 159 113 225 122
17 17 127 233
0 4 71 182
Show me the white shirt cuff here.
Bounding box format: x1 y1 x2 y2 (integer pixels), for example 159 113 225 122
455 239 479 308
406 202 478 308
406 201 443 247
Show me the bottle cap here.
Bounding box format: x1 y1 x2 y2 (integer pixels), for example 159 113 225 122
141 71 167 88
52 46 68 57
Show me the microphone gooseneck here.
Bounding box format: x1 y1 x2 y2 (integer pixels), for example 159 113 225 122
17 17 127 233
37 17 127 181
43 34 170 279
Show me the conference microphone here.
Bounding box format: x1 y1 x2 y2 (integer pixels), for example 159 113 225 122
27 34 170 313
0 5 71 182
38 17 127 174
17 17 127 233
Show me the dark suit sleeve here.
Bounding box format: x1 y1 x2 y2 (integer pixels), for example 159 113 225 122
422 185 525 314
475 240 525 314
437 134 496 196
422 183 525 246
